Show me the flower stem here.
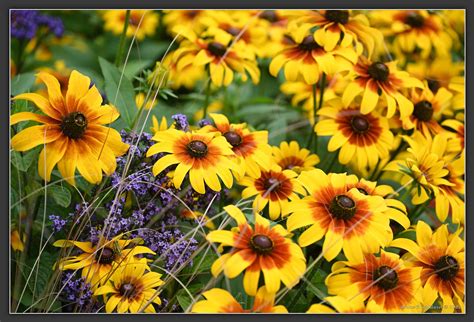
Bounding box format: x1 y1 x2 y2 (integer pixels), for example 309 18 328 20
114 10 131 67
203 78 212 119
305 74 326 151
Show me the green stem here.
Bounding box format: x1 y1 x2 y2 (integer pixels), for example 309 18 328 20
203 78 212 119
15 39 27 74
305 83 318 149
114 10 131 67
315 73 326 153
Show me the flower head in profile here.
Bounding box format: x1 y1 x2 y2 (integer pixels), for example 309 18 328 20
172 27 260 87
103 10 159 40
240 168 306 220
207 205 306 296
203 113 273 178
391 221 464 313
287 9 383 57
269 25 360 85
191 287 287 313
11 70 129 186
326 250 423 312
342 56 423 118
385 133 464 224
286 170 390 262
146 128 239 194
94 258 164 313
272 141 319 173
53 235 155 288
315 98 394 171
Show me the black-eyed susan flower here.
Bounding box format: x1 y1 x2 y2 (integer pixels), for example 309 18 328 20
287 10 383 57
401 86 452 138
150 116 170 134
391 221 464 313
95 258 164 313
11 70 129 186
307 296 369 313
315 98 394 170
385 133 464 224
269 26 360 85
207 205 306 295
172 28 260 87
146 129 239 194
191 286 287 313
54 235 155 288
240 168 305 220
443 118 464 155
204 113 273 178
155 53 205 90
286 170 390 262
372 10 453 61
326 250 423 312
103 10 159 41
253 10 289 58
272 141 319 173
342 56 423 118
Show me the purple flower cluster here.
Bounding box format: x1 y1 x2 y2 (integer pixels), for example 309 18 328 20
49 214 67 233
60 272 96 312
171 113 190 131
11 10 64 40
198 118 212 127
137 215 198 270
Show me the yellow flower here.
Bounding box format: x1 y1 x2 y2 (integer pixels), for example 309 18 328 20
191 287 287 313
153 54 205 90
326 250 423 312
11 70 129 186
269 25 360 85
287 10 383 57
53 235 155 288
150 116 170 134
253 10 290 58
385 133 464 224
400 85 452 138
162 10 209 35
204 113 273 178
286 170 390 262
207 205 306 295
240 168 306 220
443 118 464 155
391 221 464 313
95 258 164 313
146 129 239 194
315 98 394 170
342 56 424 118
172 27 260 87
271 141 319 173
103 10 159 41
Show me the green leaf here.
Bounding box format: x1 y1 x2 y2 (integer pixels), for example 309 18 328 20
11 72 36 96
306 269 328 301
47 185 72 208
123 60 152 79
11 150 37 172
176 283 203 311
99 57 137 127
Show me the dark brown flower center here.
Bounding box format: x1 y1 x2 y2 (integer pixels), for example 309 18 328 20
207 41 227 57
187 140 208 158
368 62 390 82
373 265 399 290
223 131 242 147
298 35 322 52
95 247 115 265
427 79 440 93
413 100 433 121
329 195 356 220
225 26 241 37
185 10 200 18
119 282 138 298
250 234 274 254
405 12 425 28
263 177 281 191
128 15 141 27
325 10 349 24
61 112 88 139
434 255 459 280
261 10 278 23
351 115 370 133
